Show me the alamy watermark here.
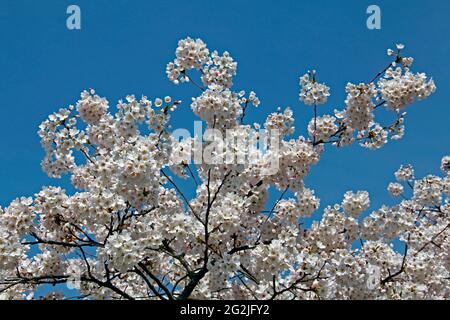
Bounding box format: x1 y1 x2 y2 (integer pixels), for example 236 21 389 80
66 264 82 290
170 121 281 176
366 264 381 290
66 5 81 30
366 5 381 30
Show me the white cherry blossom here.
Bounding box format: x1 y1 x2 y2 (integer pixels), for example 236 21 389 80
0 38 446 300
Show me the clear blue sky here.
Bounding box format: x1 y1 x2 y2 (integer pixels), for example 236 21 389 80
0 1 448 240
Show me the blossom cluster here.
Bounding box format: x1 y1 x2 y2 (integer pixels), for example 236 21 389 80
298 44 436 152
379 67 436 110
0 38 446 301
166 37 237 90
299 71 330 106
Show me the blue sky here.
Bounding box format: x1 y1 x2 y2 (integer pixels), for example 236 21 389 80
0 0 448 259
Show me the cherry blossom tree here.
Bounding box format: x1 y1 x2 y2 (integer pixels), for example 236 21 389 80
0 38 447 300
